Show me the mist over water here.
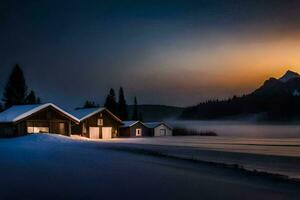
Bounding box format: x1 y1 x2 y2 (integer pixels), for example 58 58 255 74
168 120 300 138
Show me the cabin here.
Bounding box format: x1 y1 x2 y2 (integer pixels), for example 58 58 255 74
119 121 151 137
0 103 79 137
144 122 173 136
70 107 122 139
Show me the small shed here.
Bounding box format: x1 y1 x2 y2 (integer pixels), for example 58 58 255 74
70 107 122 139
0 103 79 137
119 121 150 137
144 122 173 137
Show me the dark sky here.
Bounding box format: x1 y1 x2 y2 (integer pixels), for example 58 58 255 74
1 0 300 108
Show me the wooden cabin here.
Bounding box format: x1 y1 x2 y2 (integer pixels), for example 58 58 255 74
0 103 79 137
70 107 122 139
119 121 151 137
144 122 173 136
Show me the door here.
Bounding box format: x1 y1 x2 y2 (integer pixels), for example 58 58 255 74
102 127 112 139
136 128 142 136
160 129 167 136
89 127 100 139
58 123 65 135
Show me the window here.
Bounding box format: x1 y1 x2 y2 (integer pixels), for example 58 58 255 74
36 127 50 133
27 122 34 133
27 127 49 133
136 128 142 136
27 126 34 133
97 119 103 126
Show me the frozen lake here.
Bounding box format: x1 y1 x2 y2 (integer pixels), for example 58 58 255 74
168 120 300 138
110 136 300 178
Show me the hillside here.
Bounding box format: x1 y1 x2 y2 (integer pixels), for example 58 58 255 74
180 70 300 121
128 105 184 122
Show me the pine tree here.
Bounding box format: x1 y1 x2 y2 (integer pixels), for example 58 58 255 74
2 64 28 109
83 100 98 108
132 96 138 120
36 97 41 104
26 90 38 104
138 111 143 122
118 87 128 120
104 88 117 115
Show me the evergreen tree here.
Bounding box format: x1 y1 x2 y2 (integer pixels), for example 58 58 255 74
2 64 28 109
36 97 41 104
118 87 128 120
0 103 3 112
132 96 138 120
83 100 98 108
26 90 38 104
138 111 143 122
104 88 117 114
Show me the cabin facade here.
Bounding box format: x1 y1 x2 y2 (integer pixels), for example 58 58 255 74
144 122 173 137
71 108 122 139
0 103 79 137
119 121 151 137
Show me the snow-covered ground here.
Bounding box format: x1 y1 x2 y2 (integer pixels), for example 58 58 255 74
105 136 300 179
0 134 299 200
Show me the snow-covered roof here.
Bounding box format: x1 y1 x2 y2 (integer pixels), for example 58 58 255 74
70 107 122 122
121 121 142 128
71 107 105 121
0 103 80 123
144 122 172 129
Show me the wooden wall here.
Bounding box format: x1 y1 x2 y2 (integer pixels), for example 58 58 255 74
153 124 173 136
72 110 122 138
0 106 74 137
119 122 151 137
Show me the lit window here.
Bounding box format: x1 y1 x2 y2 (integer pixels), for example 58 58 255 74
97 119 103 126
27 126 34 133
136 128 142 136
27 127 49 133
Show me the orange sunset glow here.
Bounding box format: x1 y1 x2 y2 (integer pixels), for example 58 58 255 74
128 33 300 103
2 0 300 107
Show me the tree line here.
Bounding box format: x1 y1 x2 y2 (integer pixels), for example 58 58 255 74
1 64 143 121
180 93 300 121
82 88 142 121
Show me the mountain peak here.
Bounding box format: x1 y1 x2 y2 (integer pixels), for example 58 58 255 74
279 70 300 82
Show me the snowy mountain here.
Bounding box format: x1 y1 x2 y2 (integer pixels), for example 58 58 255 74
279 70 300 82
253 70 300 96
181 70 300 120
